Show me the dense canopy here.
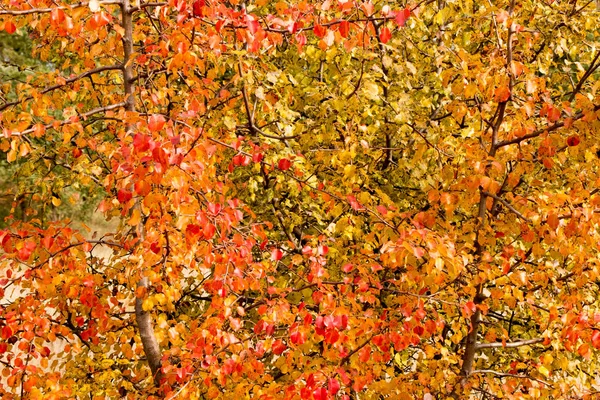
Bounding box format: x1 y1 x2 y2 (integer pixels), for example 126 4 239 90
1 0 600 399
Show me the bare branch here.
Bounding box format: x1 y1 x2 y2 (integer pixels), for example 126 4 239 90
129 2 167 12
475 337 544 350
496 104 600 148
346 59 365 100
0 0 122 15
10 102 127 137
340 333 375 366
238 61 299 141
568 50 600 101
0 64 123 113
470 369 553 387
481 191 530 222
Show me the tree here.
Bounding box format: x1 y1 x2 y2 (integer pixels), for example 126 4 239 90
1 0 600 398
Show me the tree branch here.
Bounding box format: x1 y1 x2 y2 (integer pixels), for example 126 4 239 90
481 191 530 222
238 61 299 141
496 104 600 148
568 50 600 101
0 64 123 113
0 0 122 15
10 102 127 137
475 337 544 350
470 369 553 387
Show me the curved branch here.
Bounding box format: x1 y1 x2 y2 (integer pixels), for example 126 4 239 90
10 102 127 137
0 64 123 113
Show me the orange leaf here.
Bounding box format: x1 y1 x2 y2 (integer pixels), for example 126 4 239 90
4 21 16 34
339 20 350 38
148 114 166 132
379 26 392 43
361 1 374 16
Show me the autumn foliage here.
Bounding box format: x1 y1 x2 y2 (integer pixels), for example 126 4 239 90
1 0 600 399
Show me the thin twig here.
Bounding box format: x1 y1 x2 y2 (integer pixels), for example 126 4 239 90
0 64 123 112
10 102 127 137
475 337 544 350
481 191 530 222
0 0 122 15
470 369 553 387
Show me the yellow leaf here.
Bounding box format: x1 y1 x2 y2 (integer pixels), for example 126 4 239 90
128 208 141 226
142 298 154 311
6 149 16 163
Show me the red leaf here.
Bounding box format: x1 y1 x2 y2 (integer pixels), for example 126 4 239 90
567 135 580 147
134 180 150 196
233 154 244 166
272 339 287 355
296 33 307 49
253 152 264 163
271 248 283 261
358 346 370 363
203 223 216 239
313 24 327 38
337 368 351 385
341 263 354 273
148 114 166 132
328 378 340 395
339 20 349 38
117 189 132 203
4 21 16 34
0 342 7 354
324 328 340 344
313 387 328 400
51 9 66 24
150 242 161 254
207 202 221 215
42 236 54 250
133 133 151 152
186 224 202 238
548 105 561 122
175 0 187 13
246 15 260 34
192 0 205 17
347 195 363 211
395 7 410 26
91 11 111 29
334 315 348 329
592 331 600 349
316 315 325 331
1 325 12 340
278 158 292 171
379 26 392 43
17 240 36 261
290 330 306 345
462 301 477 318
